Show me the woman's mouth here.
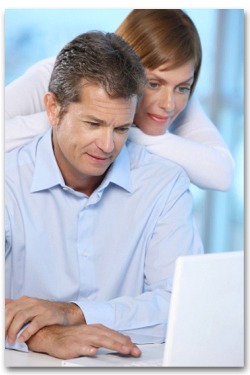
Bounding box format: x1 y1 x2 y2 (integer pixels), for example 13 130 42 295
148 113 169 124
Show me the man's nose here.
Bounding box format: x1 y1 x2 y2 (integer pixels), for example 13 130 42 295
96 129 115 154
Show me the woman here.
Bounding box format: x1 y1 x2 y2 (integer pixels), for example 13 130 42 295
5 9 234 191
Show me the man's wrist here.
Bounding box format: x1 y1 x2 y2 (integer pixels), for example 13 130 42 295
26 325 51 353
67 302 86 325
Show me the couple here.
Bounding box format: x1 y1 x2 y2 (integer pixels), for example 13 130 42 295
5 10 234 360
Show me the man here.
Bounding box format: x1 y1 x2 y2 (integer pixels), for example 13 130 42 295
5 31 203 359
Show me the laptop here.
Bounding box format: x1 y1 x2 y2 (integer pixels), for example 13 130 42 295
162 250 244 367
62 251 244 367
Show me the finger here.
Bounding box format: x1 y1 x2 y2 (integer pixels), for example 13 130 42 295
91 324 131 343
73 345 98 359
7 301 56 343
5 297 34 339
130 345 141 357
86 330 141 356
90 324 140 353
36 330 99 360
5 298 13 305
6 303 45 344
5 302 18 339
18 317 47 343
96 337 141 356
50 344 98 360
6 309 32 344
18 305 69 343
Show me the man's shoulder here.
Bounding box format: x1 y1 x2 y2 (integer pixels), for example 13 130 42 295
125 141 191 199
5 134 43 173
126 140 189 180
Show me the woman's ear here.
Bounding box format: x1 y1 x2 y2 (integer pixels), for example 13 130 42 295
44 92 60 127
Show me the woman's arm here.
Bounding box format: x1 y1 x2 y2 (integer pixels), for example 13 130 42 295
5 58 235 191
129 96 235 191
5 57 55 151
5 112 50 152
5 57 55 120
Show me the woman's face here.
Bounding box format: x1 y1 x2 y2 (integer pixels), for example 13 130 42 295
134 60 195 135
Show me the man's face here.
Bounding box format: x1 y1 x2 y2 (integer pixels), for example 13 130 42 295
47 83 137 194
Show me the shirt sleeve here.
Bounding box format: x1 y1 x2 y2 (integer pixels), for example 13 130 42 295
129 95 235 191
5 327 29 353
73 170 204 344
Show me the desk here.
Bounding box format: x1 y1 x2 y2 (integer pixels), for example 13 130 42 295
5 344 165 367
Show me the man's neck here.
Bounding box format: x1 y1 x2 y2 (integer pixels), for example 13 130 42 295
62 170 105 196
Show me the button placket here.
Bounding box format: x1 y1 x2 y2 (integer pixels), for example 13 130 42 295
77 204 96 298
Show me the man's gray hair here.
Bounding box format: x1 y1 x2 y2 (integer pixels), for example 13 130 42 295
48 31 147 119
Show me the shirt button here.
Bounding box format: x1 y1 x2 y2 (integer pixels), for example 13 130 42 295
83 251 88 257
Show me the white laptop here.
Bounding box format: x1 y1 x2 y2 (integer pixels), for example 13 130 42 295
63 251 244 367
162 250 244 367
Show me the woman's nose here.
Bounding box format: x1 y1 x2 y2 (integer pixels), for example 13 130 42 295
159 90 175 112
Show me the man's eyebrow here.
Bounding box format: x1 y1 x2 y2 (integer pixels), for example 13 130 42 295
79 114 104 123
116 122 133 128
78 114 132 128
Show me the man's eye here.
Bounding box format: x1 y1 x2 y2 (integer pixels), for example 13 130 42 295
116 127 130 133
86 122 99 127
148 81 160 89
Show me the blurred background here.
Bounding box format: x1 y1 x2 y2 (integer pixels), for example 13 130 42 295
5 9 244 254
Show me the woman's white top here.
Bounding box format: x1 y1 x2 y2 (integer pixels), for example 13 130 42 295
5 57 234 191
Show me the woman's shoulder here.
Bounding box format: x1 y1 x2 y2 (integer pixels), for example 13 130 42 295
25 56 56 75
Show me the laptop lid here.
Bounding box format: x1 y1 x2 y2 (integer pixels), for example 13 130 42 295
163 251 244 367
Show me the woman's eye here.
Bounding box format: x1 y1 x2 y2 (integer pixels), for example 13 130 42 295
178 86 191 94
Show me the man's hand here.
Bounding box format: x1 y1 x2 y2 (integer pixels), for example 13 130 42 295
5 296 85 344
27 323 141 359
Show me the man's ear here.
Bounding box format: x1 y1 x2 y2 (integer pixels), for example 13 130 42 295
44 92 61 127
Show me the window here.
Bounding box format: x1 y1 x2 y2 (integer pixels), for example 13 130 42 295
186 10 244 252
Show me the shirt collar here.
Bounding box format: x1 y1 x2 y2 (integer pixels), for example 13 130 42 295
30 129 65 192
98 143 133 194
31 130 132 194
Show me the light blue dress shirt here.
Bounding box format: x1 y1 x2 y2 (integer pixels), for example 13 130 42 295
5 129 203 351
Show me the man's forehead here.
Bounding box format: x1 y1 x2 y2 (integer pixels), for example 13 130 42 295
77 83 137 114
